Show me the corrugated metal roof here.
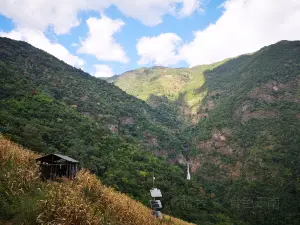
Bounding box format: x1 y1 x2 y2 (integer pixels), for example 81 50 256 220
53 154 79 163
36 153 79 163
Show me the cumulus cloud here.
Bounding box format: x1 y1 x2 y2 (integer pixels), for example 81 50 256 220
0 0 84 35
110 0 200 26
179 0 201 17
78 16 129 63
0 0 200 34
0 0 200 68
0 28 84 68
137 0 300 67
93 64 114 77
137 33 182 66
180 0 300 67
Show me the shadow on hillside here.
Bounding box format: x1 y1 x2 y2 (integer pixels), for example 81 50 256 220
200 54 254 90
142 54 256 160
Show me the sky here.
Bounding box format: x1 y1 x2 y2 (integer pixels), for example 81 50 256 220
0 0 300 77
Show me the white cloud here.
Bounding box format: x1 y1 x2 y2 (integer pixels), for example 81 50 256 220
180 0 300 67
71 42 80 47
0 28 84 68
0 0 83 35
137 0 300 67
93 64 114 77
137 33 182 66
110 0 200 27
179 0 201 17
78 16 129 63
0 0 200 34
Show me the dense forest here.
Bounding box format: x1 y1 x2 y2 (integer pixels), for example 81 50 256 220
1 37 300 225
0 37 235 225
111 40 300 225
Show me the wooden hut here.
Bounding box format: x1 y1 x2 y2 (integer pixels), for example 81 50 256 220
36 153 79 180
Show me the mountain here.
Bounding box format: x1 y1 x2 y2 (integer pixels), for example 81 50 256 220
111 40 300 225
0 37 188 156
1 37 300 225
0 137 194 225
0 37 235 225
112 63 225 119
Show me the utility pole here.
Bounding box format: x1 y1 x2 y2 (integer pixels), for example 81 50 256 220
152 174 155 189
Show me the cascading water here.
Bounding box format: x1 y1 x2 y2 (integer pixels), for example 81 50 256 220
187 163 191 180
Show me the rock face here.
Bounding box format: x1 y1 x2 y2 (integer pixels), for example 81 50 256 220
192 113 208 124
108 124 118 134
220 161 242 180
242 110 280 122
197 129 234 155
207 100 216 110
250 77 300 103
143 132 159 147
192 128 244 180
119 117 135 125
175 153 188 165
189 157 202 173
153 149 168 158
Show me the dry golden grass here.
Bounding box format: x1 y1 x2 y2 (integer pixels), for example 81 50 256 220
0 137 194 225
0 137 41 195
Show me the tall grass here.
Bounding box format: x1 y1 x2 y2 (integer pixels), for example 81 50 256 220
0 137 194 225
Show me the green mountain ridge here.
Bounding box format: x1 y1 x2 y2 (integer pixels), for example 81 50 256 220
0 37 235 225
1 37 300 225
111 40 300 225
0 37 192 155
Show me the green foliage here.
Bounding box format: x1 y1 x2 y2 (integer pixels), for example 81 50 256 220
0 37 184 156
0 37 234 224
112 40 300 225
191 41 300 225
2 37 300 225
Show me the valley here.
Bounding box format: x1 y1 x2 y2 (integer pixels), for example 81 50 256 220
1 37 300 225
110 40 300 224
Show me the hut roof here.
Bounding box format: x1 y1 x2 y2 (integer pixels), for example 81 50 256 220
36 153 79 163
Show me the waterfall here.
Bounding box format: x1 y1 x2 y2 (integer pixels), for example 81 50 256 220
187 163 191 180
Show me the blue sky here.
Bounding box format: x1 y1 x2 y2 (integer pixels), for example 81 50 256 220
0 0 300 77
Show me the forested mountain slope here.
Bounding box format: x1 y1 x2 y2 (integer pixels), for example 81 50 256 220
0 37 235 225
0 37 186 156
112 40 300 225
1 37 300 225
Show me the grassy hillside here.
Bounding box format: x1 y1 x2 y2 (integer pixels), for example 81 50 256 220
0 37 236 225
112 41 300 225
113 62 226 117
0 137 194 225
